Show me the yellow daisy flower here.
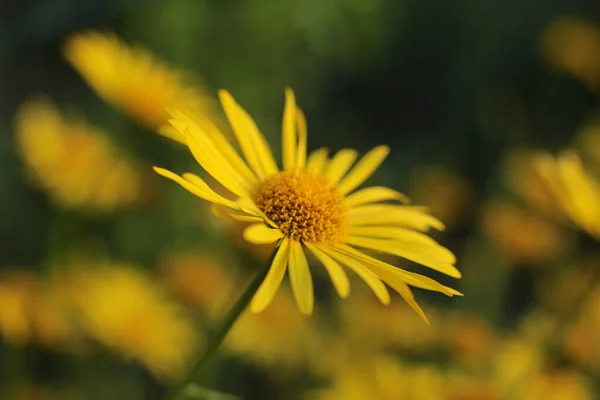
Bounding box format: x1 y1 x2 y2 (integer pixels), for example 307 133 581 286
63 31 216 142
62 262 200 381
15 98 143 213
154 89 461 322
535 152 600 239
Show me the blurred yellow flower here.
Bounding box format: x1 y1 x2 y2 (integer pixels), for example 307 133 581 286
311 355 446 400
15 99 143 213
154 88 461 321
339 292 443 351
446 314 494 367
541 17 600 91
0 271 74 349
481 200 567 265
535 152 600 239
63 262 200 380
575 119 600 168
521 370 593 400
0 272 34 346
504 150 562 218
63 31 217 140
562 286 600 368
225 289 323 370
160 251 235 319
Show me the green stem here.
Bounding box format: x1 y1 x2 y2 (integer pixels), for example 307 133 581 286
167 250 275 400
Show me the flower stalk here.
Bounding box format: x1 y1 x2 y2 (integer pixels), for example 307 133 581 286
168 249 276 400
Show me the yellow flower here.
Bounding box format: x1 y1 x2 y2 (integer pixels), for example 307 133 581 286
15 99 143 213
154 89 461 322
63 262 200 380
0 272 34 346
63 31 217 140
338 291 443 351
535 152 600 238
160 251 235 319
481 200 567 265
0 271 74 349
504 150 563 218
224 288 324 370
311 355 446 400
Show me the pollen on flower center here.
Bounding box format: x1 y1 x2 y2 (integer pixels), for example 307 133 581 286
254 171 348 243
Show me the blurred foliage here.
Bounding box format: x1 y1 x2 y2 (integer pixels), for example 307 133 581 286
2 0 600 399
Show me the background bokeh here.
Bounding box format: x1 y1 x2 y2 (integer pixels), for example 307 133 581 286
2 0 600 399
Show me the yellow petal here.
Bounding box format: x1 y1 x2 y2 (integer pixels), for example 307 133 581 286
295 106 307 169
288 241 314 315
153 167 246 212
340 245 458 296
243 224 284 244
338 145 389 194
392 281 430 325
345 186 410 207
168 108 257 184
349 205 445 231
218 90 278 179
306 147 329 175
211 204 264 222
282 88 297 170
318 245 390 305
158 126 186 145
176 121 252 198
305 243 350 299
251 238 290 313
347 226 437 244
323 149 358 183
346 236 460 278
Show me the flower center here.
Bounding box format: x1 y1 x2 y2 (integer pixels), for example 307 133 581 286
254 171 347 243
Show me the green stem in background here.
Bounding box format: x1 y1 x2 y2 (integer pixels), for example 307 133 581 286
502 260 600 400
167 249 275 400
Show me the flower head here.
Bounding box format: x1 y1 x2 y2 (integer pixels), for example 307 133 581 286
154 89 461 322
63 31 217 141
15 99 143 213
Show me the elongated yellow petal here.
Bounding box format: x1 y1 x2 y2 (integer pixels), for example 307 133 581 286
305 243 350 298
288 241 314 315
347 226 437 244
218 90 278 179
306 147 329 175
557 153 600 229
346 236 460 278
295 107 307 169
211 204 264 222
349 205 445 231
158 126 186 145
243 224 284 244
168 108 258 184
176 122 252 198
153 167 245 212
318 245 390 305
340 245 458 296
251 238 290 313
338 145 390 194
324 149 358 183
391 280 430 325
346 186 410 208
282 88 297 170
